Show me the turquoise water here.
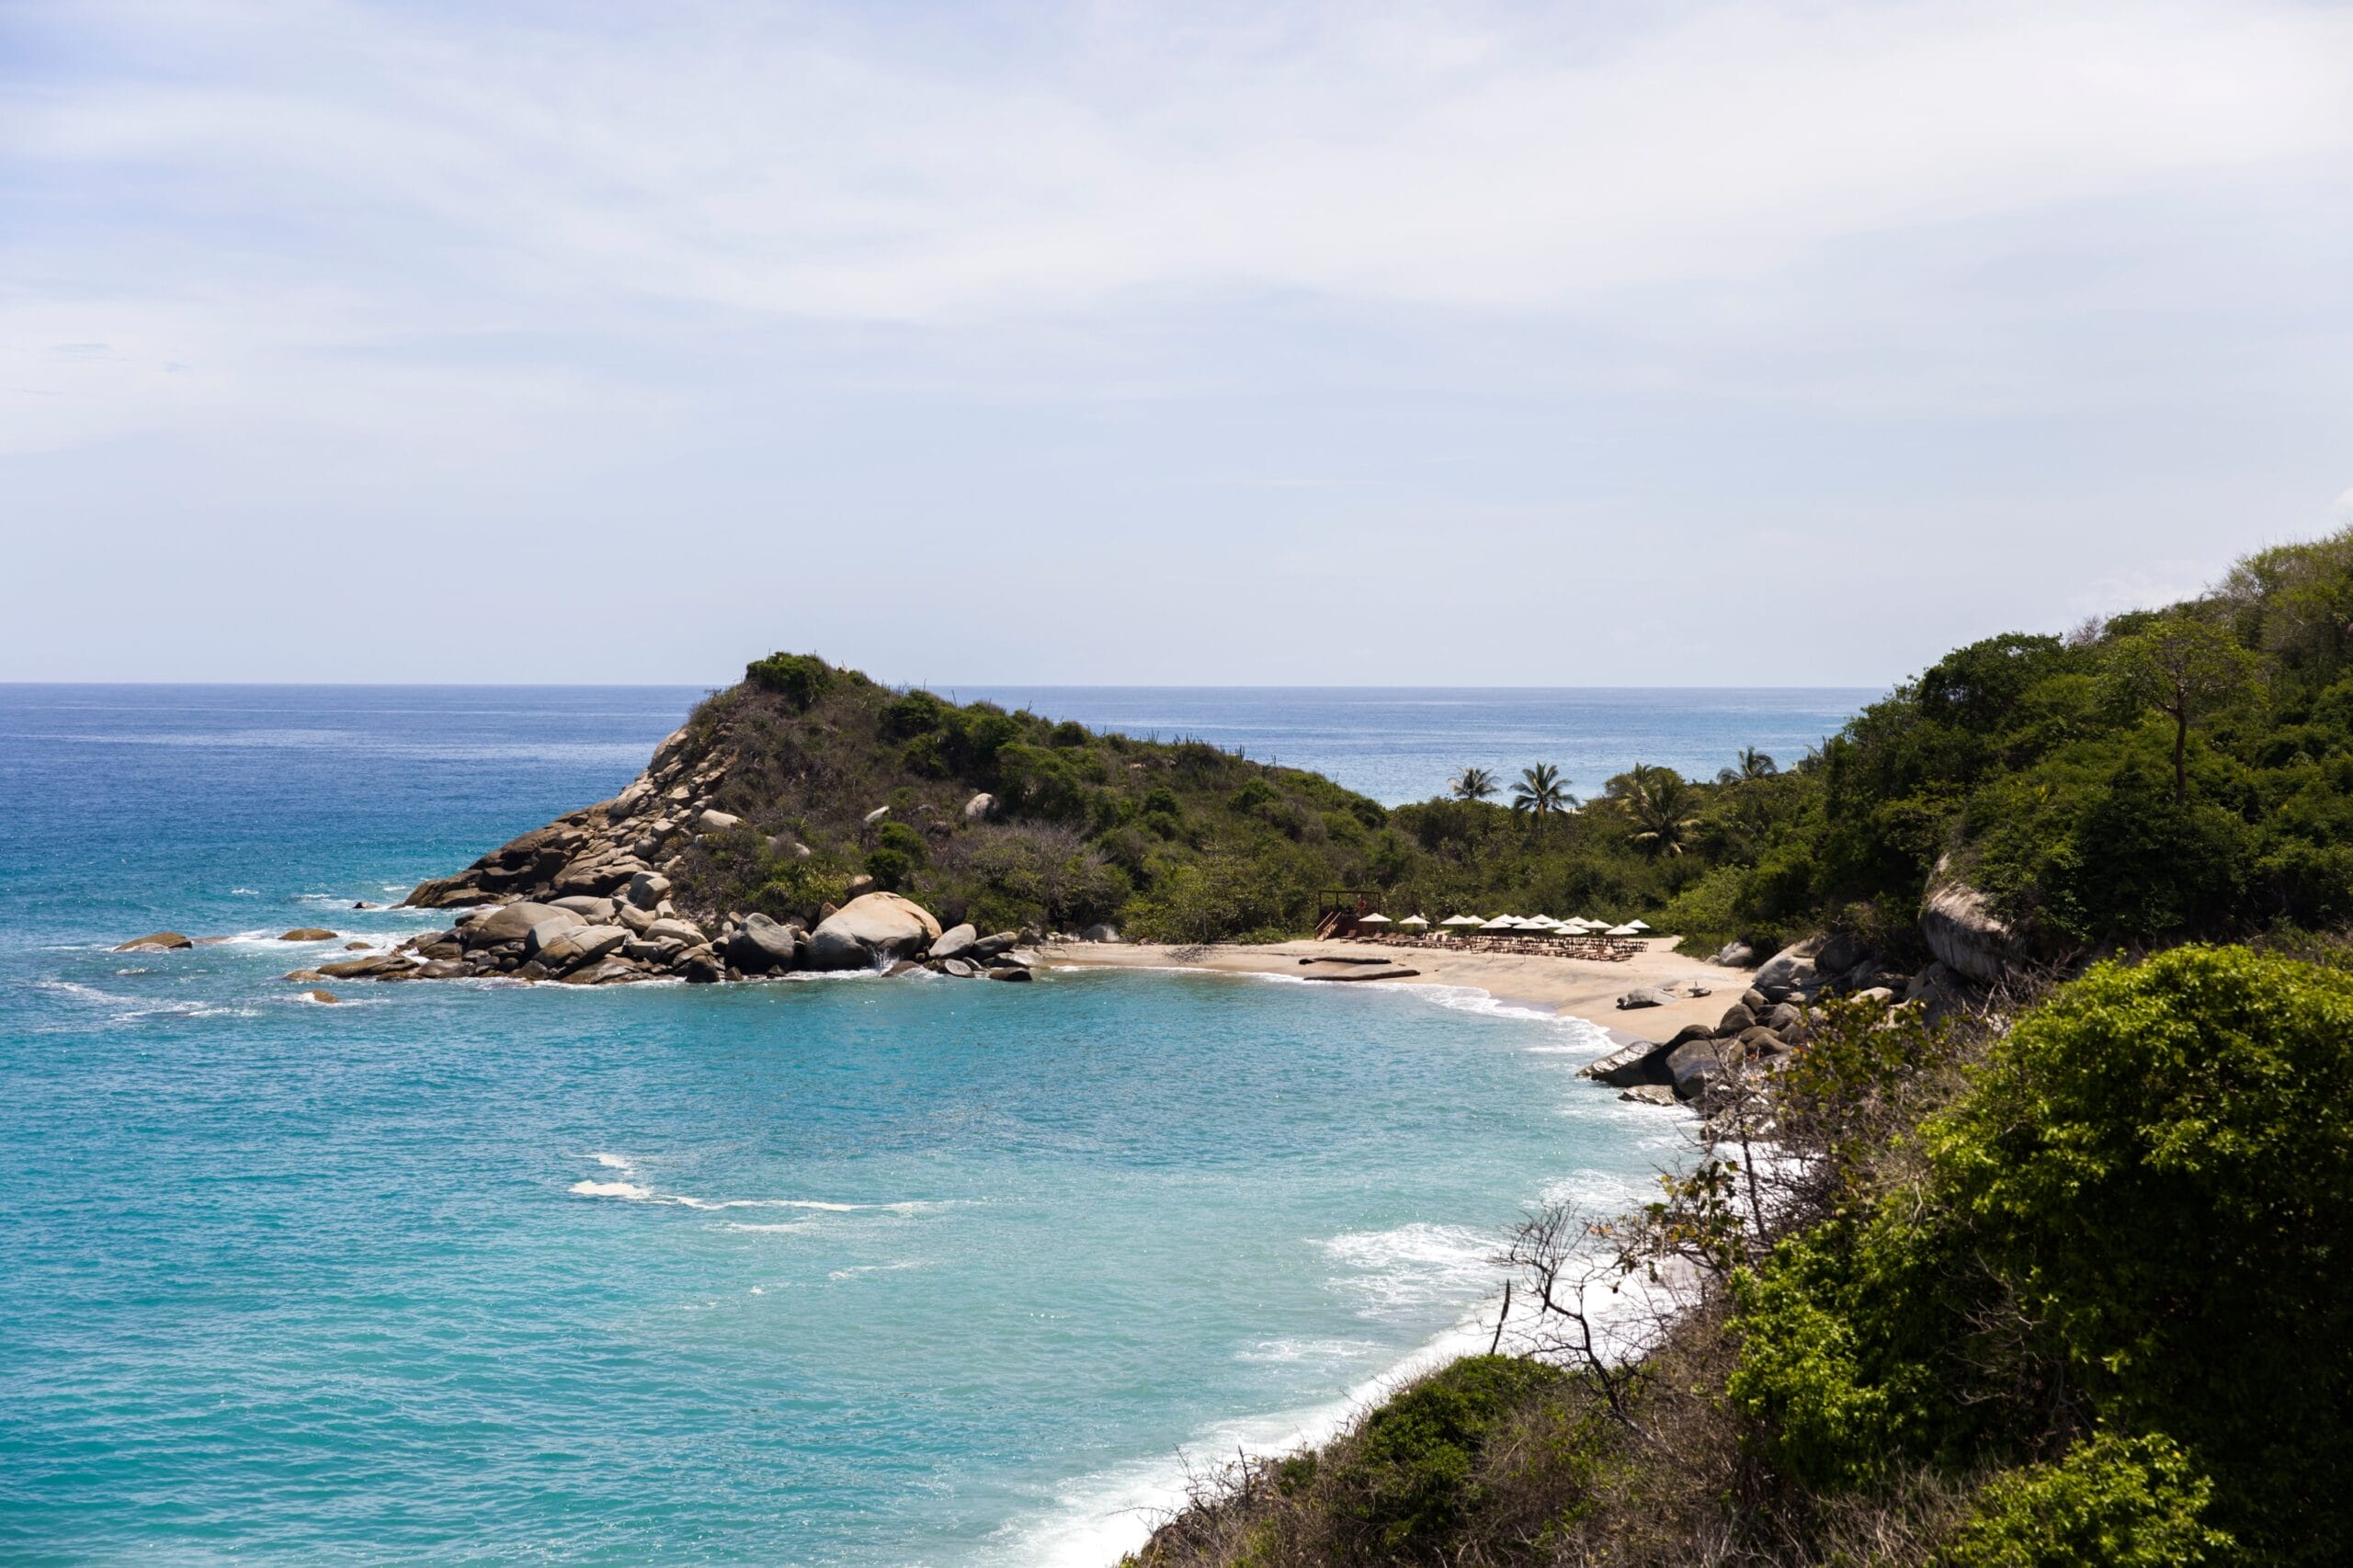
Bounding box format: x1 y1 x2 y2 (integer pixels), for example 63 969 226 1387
0 687 1797 1563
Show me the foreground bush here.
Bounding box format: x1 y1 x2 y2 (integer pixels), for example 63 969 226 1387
1733 946 2353 1564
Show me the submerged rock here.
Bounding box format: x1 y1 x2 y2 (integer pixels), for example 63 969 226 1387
278 927 338 942
114 932 193 952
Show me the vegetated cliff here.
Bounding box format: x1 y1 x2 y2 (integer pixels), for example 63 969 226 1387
404 652 1399 944
377 518 2353 991
1129 943 2353 1568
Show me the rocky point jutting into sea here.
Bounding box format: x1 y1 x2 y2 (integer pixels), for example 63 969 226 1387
290 721 1048 988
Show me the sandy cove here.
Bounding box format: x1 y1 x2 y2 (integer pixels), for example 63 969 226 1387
1044 936 1745 1042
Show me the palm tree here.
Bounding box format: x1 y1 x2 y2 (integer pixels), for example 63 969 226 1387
1716 746 1778 785
1451 767 1499 802
1629 772 1701 857
1509 763 1575 835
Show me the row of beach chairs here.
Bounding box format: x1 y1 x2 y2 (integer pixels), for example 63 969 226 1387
1350 932 1640 962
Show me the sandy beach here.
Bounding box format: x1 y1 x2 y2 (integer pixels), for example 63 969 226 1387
1046 936 1745 1042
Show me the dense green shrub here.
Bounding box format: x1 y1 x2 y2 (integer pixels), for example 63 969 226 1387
1733 947 2353 1564
1324 1356 1570 1560
745 651 832 710
1940 1434 2230 1568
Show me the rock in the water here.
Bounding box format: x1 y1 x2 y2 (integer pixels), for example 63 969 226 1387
985 965 1033 982
929 923 979 961
353 901 383 911
318 952 414 979
115 932 194 952
532 924 628 973
278 927 338 942
626 871 672 910
677 949 723 984
1616 986 1670 1010
961 792 996 823
808 892 942 971
1667 1037 1739 1099
1081 924 1122 944
1619 1084 1679 1106
1716 1002 1756 1036
283 968 326 983
462 903 579 947
726 913 801 973
305 989 340 1004
1920 862 2023 984
1581 1038 1676 1088
551 896 616 923
941 958 977 978
969 931 1018 960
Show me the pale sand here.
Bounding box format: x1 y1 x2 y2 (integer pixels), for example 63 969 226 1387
1044 937 1748 1043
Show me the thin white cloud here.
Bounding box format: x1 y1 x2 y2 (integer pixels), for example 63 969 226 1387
10 0 2352 319
4 1 2351 683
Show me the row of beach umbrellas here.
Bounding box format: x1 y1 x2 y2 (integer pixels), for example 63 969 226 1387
1358 913 1651 937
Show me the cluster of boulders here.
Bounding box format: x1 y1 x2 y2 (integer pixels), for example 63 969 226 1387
290 886 1040 989
400 725 736 911
1583 928 1964 1121
709 894 1039 983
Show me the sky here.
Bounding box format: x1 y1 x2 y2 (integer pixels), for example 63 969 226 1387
4 0 2351 687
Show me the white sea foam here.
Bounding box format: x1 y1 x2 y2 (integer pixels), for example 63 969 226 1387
825 1260 926 1281
1236 1337 1378 1364
570 1179 655 1200
983 1225 1674 1568
563 1156 948 1216
1318 1221 1506 1316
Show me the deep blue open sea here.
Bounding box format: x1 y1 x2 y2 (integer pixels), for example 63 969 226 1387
0 685 1870 1565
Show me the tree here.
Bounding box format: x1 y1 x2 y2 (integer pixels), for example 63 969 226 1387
1450 766 1498 802
2108 617 2260 805
1628 771 1700 857
1718 746 1778 784
1509 763 1574 835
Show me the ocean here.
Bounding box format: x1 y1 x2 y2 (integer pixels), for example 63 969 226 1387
0 684 1870 1564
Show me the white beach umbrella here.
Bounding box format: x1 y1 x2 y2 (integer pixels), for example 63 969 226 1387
1357 913 1392 925
1480 916 1521 932
1399 915 1429 927
1604 924 1643 937
1626 919 1652 932
1441 915 1484 927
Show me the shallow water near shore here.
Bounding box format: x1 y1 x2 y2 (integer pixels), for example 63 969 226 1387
0 687 1712 1563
